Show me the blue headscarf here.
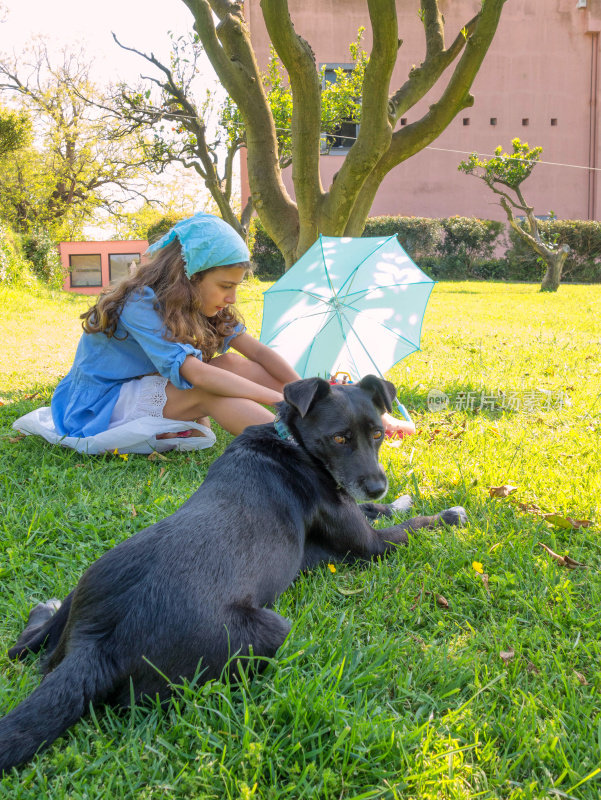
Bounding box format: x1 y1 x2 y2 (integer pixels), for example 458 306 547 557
146 213 250 278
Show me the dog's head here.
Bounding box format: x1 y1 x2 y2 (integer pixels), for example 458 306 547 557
283 375 396 502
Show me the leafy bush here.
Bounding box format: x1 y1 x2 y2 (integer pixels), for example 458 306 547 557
363 216 443 260
146 213 188 245
22 226 64 289
435 216 504 278
0 224 35 286
248 217 285 278
506 220 601 283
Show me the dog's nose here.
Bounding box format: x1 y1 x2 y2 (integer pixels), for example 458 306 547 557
361 475 388 500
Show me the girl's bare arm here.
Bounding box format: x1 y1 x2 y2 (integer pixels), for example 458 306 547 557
179 355 283 405
231 333 301 385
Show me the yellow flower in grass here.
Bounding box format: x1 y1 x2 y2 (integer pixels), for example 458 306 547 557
327 563 337 574
472 561 484 574
112 449 129 461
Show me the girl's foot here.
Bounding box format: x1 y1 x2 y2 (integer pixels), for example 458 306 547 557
156 417 211 440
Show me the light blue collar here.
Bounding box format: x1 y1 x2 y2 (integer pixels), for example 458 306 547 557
274 413 298 446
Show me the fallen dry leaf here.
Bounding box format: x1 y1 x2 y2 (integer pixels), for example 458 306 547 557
517 501 543 513
477 572 491 595
542 513 593 530
500 649 515 663
8 435 26 443
158 467 166 479
574 671 588 686
131 505 137 518
23 392 40 401
538 542 587 569
147 451 168 462
409 590 423 612
434 593 449 608
489 485 518 498
527 661 541 675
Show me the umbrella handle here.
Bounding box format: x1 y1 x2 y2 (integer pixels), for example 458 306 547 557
395 399 413 424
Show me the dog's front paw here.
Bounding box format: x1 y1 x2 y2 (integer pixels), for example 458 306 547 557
390 494 413 514
440 506 467 527
360 502 392 520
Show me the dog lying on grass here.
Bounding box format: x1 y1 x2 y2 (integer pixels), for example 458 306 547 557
0 375 466 772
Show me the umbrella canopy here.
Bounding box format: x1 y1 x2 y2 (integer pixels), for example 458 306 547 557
259 234 435 384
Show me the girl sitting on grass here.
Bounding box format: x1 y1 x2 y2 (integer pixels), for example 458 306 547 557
51 213 300 446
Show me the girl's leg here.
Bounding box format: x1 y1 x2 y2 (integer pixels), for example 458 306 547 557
162 382 274 437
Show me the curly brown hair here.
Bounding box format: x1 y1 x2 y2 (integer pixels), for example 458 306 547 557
80 239 248 362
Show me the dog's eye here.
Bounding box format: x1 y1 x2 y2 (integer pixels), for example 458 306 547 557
373 430 383 440
333 434 346 444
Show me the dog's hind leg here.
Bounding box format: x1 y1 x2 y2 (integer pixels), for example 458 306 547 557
0 644 116 773
225 605 291 678
8 592 73 662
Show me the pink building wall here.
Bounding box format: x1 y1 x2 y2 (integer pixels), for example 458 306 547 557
242 0 601 223
59 240 149 295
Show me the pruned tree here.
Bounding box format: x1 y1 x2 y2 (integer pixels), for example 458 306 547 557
177 0 506 266
0 42 153 237
108 29 367 242
459 138 570 292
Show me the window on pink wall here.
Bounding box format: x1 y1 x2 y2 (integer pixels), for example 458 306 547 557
321 64 359 153
70 254 102 288
109 253 141 285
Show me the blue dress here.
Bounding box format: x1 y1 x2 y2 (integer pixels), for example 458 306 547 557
51 287 244 438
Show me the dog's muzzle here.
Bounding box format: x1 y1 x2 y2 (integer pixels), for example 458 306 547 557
358 472 388 501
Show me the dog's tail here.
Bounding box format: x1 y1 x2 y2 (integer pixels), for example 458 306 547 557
0 646 111 773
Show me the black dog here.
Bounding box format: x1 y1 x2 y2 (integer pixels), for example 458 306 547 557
0 376 466 772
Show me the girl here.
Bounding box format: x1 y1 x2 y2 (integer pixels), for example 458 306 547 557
50 213 300 447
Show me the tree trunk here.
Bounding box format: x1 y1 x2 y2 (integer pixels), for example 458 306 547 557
183 0 506 269
540 246 569 292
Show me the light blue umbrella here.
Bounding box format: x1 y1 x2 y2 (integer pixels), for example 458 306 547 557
259 235 436 420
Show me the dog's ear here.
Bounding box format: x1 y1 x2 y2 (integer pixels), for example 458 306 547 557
358 375 396 413
284 377 332 418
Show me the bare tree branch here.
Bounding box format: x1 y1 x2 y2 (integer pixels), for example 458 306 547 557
183 0 300 261
388 3 480 122
321 0 398 236
345 0 506 235
261 0 323 254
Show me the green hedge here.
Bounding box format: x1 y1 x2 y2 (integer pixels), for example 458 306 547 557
249 216 601 283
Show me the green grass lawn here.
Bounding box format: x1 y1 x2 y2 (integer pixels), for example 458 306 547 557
0 279 600 799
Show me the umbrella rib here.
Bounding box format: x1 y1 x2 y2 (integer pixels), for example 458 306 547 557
265 288 333 303
336 300 428 350
338 234 398 299
301 309 342 377
319 235 338 298
338 306 390 378
261 308 332 346
339 279 437 301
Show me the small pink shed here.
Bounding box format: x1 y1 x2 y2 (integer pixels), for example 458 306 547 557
59 240 149 295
